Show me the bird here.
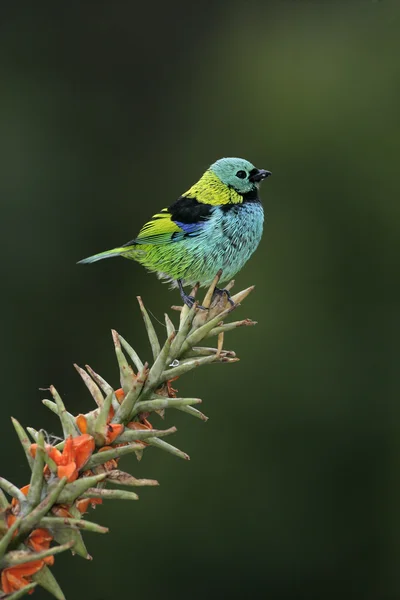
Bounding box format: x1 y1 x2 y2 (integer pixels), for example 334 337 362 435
78 157 271 308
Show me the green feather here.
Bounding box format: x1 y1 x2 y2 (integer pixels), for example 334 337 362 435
77 247 131 264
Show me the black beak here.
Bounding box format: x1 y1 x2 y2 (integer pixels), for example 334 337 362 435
249 169 272 183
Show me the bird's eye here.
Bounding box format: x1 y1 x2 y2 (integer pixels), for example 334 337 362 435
236 170 247 179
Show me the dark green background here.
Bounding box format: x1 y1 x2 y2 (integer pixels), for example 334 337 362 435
1 1 399 598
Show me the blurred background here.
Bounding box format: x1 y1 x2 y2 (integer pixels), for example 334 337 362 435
1 1 399 598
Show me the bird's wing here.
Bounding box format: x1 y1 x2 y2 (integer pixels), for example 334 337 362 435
132 200 211 246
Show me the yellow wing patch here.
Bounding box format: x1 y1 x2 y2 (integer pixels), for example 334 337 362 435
136 208 182 245
182 170 243 206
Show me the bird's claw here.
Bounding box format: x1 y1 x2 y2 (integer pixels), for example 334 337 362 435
185 295 207 311
177 279 207 310
214 287 236 307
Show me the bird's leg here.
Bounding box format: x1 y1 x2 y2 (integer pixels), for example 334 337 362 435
177 279 207 310
214 287 235 307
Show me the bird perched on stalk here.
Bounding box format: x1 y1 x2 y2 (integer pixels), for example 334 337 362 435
78 157 271 307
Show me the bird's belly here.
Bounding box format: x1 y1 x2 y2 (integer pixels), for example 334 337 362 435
182 202 264 286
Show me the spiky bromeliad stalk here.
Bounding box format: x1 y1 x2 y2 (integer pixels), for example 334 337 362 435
0 272 256 599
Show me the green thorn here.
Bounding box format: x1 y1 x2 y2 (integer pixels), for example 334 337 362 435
147 437 189 460
26 431 45 508
164 313 176 338
160 355 216 382
26 427 39 442
45 388 80 437
132 397 201 417
145 332 175 391
40 516 109 535
112 362 148 424
0 477 27 505
116 426 177 443
85 365 120 412
106 470 159 487
112 330 136 393
180 305 235 355
5 582 38 599
0 488 9 510
11 418 34 469
84 444 145 470
17 477 68 539
94 391 114 446
1 541 74 568
137 296 161 361
169 300 198 361
57 473 107 505
119 335 144 372
205 319 257 339
175 404 209 421
82 488 139 501
74 364 104 407
50 527 90 560
0 516 23 561
32 564 66 600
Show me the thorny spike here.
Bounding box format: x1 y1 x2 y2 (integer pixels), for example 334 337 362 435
11 418 34 469
112 330 136 392
160 355 218 382
74 364 104 408
50 526 90 560
169 301 198 361
131 397 201 417
2 542 75 568
112 362 149 423
17 478 68 539
119 336 144 371
0 518 23 560
106 471 159 487
175 405 209 421
201 269 223 309
82 488 139 501
116 426 177 443
230 285 255 305
137 296 161 361
6 582 37 598
164 313 175 338
94 392 114 446
0 489 9 510
84 444 146 470
57 474 107 505
84 365 119 409
180 304 237 355
32 564 65 600
84 365 112 394
205 319 257 339
146 437 190 461
39 517 108 535
26 431 45 508
49 387 80 437
145 333 175 391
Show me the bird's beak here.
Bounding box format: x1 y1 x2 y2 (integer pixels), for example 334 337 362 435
249 169 272 183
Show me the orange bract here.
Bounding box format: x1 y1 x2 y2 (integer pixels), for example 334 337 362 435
115 388 125 403
1 560 44 594
105 423 124 444
28 528 54 566
30 434 95 483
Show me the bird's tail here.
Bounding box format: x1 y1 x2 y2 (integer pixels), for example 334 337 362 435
77 246 132 265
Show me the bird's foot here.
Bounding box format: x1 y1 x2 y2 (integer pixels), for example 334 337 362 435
177 279 207 310
214 287 236 307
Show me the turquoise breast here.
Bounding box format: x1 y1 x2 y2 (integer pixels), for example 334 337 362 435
179 202 264 286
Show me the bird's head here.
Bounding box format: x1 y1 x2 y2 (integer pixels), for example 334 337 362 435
209 157 271 195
